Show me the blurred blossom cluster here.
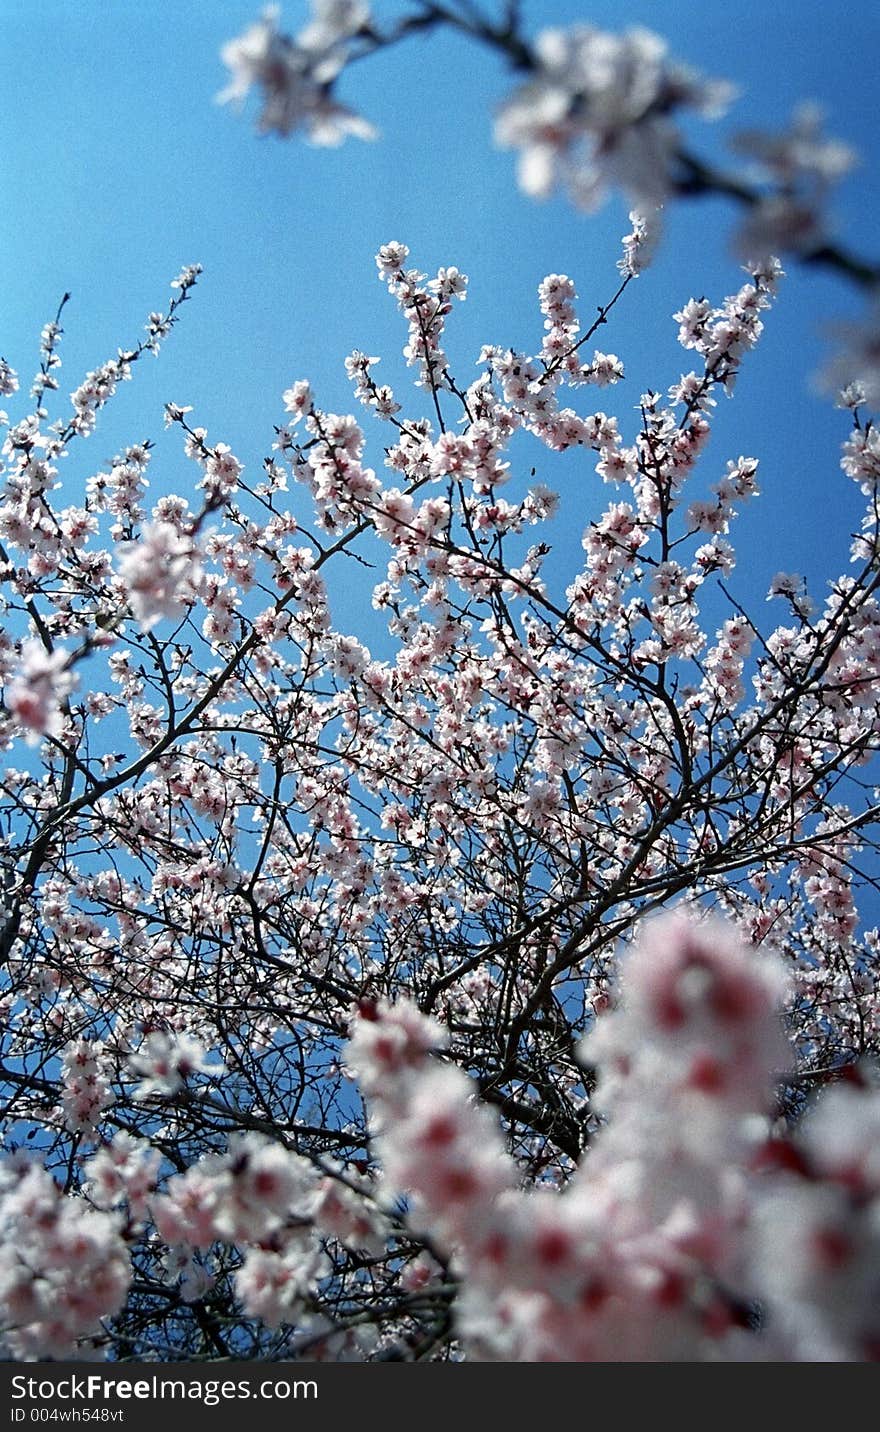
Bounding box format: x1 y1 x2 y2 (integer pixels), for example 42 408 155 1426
219 2 376 144
349 916 880 1361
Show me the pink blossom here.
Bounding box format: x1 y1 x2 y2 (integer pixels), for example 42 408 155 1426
5 639 76 743
116 520 202 630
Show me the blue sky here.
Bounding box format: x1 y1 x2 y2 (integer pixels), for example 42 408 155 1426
2 0 879 639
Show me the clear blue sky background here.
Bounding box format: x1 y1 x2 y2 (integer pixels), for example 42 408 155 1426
2 0 879 642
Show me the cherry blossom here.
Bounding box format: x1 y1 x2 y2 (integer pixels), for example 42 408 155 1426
4 639 77 744
115 521 203 631
0 1160 131 1360
219 3 376 144
127 1030 223 1100
495 24 732 213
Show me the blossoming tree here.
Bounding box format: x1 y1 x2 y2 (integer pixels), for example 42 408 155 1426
1 0 880 1364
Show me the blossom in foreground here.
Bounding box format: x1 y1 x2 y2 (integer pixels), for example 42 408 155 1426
115 520 203 630
822 299 880 409
4 639 76 743
0 1161 131 1360
348 915 880 1361
127 1030 223 1099
731 103 857 264
219 3 375 145
495 25 733 212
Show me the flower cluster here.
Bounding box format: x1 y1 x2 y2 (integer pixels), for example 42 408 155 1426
376 242 468 396
349 916 880 1361
127 1029 222 1100
731 103 857 264
4 639 77 744
0 1160 131 1359
219 2 375 145
115 521 204 632
59 1039 113 1135
495 25 732 213
152 1131 387 1328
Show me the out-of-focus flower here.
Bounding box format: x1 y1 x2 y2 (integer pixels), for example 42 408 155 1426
822 300 880 408
731 104 857 264
495 25 733 212
219 4 376 145
116 521 203 631
127 1030 223 1099
5 639 76 743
